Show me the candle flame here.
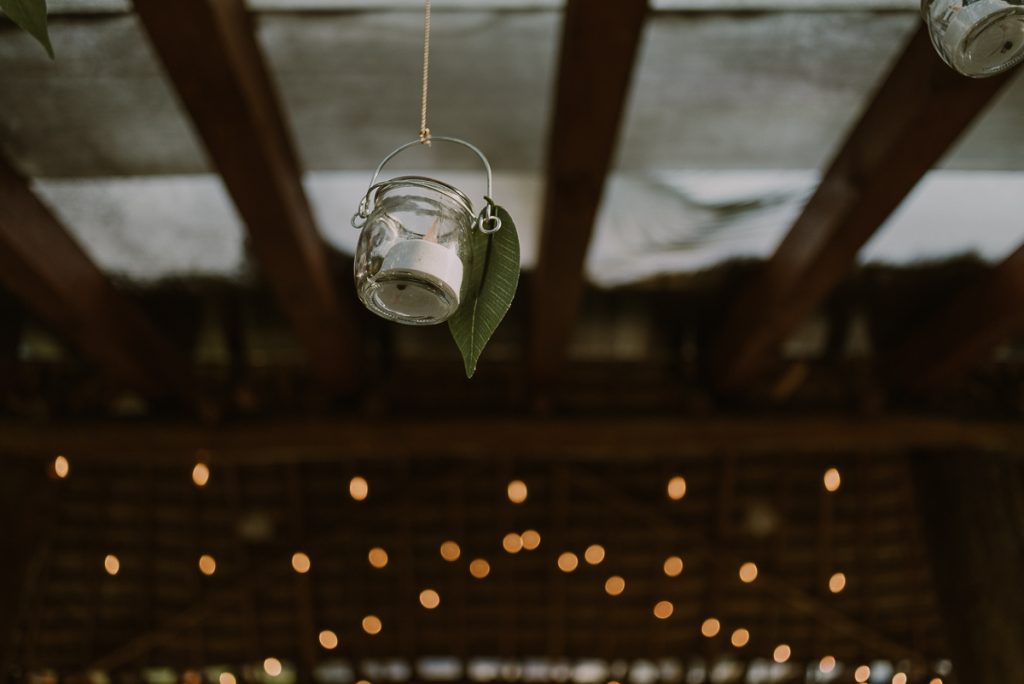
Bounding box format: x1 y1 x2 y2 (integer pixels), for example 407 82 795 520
423 219 440 243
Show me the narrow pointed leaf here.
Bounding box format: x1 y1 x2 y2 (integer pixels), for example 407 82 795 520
1 0 54 58
449 206 521 378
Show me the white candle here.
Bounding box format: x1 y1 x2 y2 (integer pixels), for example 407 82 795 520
375 239 464 319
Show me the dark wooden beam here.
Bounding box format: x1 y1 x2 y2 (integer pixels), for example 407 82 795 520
885 244 1024 390
912 453 1024 683
134 0 360 390
709 25 1013 392
529 0 648 387
0 414 1021 464
0 157 191 396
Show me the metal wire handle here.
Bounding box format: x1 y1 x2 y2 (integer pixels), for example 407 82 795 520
352 136 502 234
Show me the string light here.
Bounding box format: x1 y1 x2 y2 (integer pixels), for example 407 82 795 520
368 547 389 569
219 674 236 684
929 679 943 684
667 476 687 500
819 656 836 674
584 544 605 565
738 562 758 583
701 618 720 637
104 554 120 576
829 571 847 593
604 576 625 596
362 615 382 635
521 529 541 550
192 462 210 487
419 589 441 609
854 666 871 683
892 674 907 684
557 552 579 573
653 600 674 619
773 644 791 663
440 541 461 561
730 628 750 647
53 455 69 479
507 480 528 504
292 552 311 574
319 630 339 650
663 556 684 577
823 467 841 492
503 532 523 554
349 476 369 501
198 554 217 576
469 558 491 579
263 658 282 677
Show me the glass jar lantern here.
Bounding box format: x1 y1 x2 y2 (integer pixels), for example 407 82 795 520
352 137 501 325
922 0 1024 77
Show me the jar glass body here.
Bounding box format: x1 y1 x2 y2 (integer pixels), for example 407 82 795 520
922 0 1024 77
354 177 474 325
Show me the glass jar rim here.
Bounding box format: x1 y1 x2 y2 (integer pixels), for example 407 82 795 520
373 175 475 217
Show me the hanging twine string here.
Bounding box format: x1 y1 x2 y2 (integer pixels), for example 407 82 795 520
419 0 432 144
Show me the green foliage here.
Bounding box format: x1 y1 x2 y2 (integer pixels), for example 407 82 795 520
1 0 54 59
449 205 521 378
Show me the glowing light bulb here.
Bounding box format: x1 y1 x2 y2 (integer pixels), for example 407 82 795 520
653 600 674 619
521 529 541 550
854 665 871 683
349 476 369 501
738 561 758 583
663 556 684 577
507 480 528 503
440 541 461 561
419 588 441 609
730 628 750 647
469 558 491 578
829 571 847 593
773 644 791 663
198 554 217 576
823 468 841 492
263 658 282 677
605 576 625 596
667 476 687 500
192 462 210 487
319 629 339 650
362 615 382 635
53 455 70 479
104 554 120 576
584 544 605 565
503 532 523 554
557 552 579 573
701 618 720 637
368 547 388 569
291 552 311 574
819 656 836 674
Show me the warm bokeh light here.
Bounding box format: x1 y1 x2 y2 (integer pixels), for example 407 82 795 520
928 679 943 684
291 552 311 574
584 544 606 565
663 556 684 577
823 467 841 492
53 455 70 479
192 462 210 487
507 480 528 504
521 529 541 550
819 656 836 674
368 547 389 569
440 540 461 561
738 561 758 583
667 476 687 500
892 674 908 684
198 554 217 576
773 644 791 663
263 658 282 677
183 671 201 684
219 673 236 684
854 665 871 683
604 576 625 596
362 615 382 635
349 476 369 501
557 552 579 573
419 588 441 609
701 618 720 637
503 532 523 554
104 554 120 576
653 600 674 619
469 558 491 579
829 571 847 593
319 629 339 650
730 628 750 647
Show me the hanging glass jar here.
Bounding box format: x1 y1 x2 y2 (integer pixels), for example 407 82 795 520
922 0 1024 77
352 137 502 325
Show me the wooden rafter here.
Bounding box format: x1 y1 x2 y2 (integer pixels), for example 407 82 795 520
709 25 1013 392
885 244 1024 390
135 0 361 390
529 0 648 387
0 157 191 397
1 415 1021 464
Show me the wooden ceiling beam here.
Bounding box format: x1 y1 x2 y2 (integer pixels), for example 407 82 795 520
884 244 1024 391
134 0 360 391
0 157 191 397
0 415 1021 464
709 25 1013 392
529 0 648 387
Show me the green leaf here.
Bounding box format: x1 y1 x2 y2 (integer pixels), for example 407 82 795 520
1 0 54 59
449 205 521 378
